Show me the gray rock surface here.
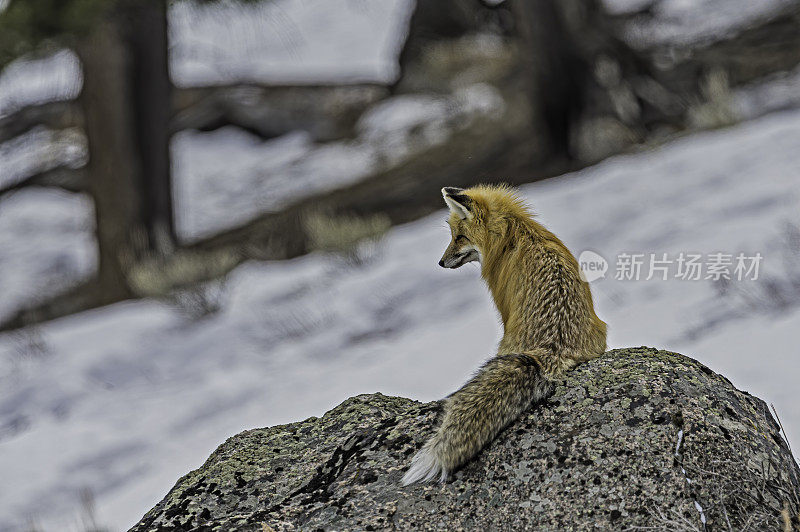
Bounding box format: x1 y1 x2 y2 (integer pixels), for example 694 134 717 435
131 347 800 531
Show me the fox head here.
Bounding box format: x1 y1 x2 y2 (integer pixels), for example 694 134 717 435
439 185 532 269
439 187 483 268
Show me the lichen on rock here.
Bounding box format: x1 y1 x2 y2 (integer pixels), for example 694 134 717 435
131 347 800 531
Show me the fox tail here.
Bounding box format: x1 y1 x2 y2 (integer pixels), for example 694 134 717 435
401 350 554 485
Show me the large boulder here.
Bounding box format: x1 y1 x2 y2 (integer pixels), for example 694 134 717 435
132 347 800 531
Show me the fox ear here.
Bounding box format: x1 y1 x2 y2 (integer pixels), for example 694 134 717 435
442 187 473 220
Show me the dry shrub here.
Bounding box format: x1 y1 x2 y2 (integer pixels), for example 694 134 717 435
688 68 739 130
304 211 390 266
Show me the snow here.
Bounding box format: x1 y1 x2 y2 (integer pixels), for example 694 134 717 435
0 49 82 118
604 0 795 46
1 108 800 531
735 64 800 121
0 189 95 323
0 127 87 189
4 0 791 116
169 0 413 86
1 82 502 245
357 84 505 166
173 84 504 240
1 0 411 115
171 127 374 240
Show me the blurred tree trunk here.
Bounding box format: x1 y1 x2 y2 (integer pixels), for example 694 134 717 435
77 0 174 302
396 0 690 163
510 0 682 160
510 0 588 160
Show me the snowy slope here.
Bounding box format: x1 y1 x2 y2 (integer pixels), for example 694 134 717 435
1 109 799 531
173 85 504 240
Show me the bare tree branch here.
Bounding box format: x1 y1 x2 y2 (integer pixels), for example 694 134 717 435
660 4 800 93
0 277 115 332
172 83 388 141
0 82 388 156
0 164 87 199
0 100 82 144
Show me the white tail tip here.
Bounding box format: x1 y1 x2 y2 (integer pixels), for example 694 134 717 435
401 446 448 486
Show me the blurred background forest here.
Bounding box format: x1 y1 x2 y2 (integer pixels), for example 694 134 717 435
1 0 799 530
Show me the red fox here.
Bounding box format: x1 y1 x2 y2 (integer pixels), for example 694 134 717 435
401 185 607 485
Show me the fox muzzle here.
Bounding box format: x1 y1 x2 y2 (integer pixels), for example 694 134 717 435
439 249 479 268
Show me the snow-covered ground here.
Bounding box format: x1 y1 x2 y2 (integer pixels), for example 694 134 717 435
173 84 504 240
1 107 799 531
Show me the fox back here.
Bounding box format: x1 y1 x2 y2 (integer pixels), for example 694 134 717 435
439 184 606 374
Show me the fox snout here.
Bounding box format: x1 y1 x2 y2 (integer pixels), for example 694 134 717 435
439 248 479 268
